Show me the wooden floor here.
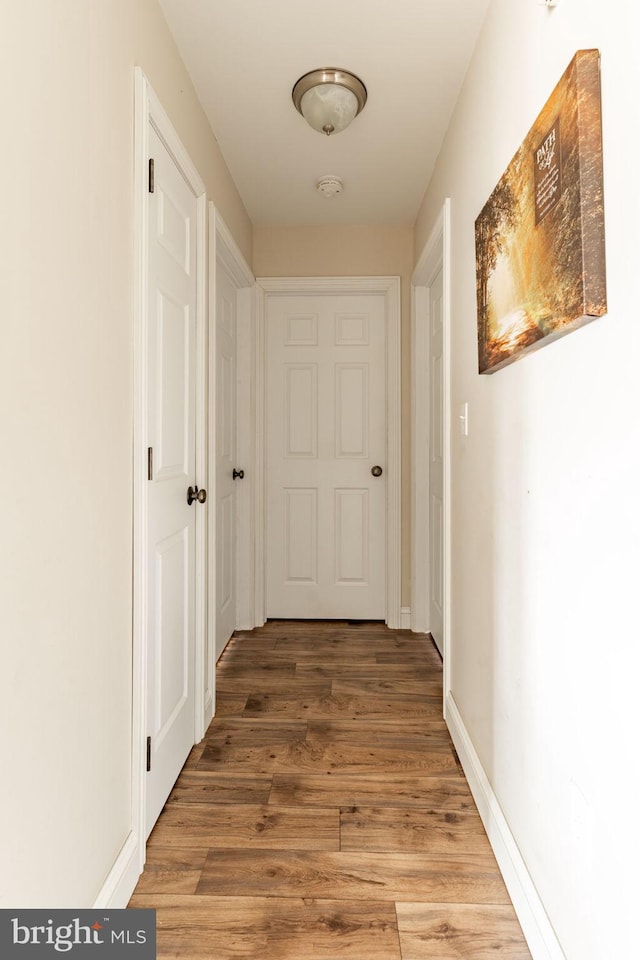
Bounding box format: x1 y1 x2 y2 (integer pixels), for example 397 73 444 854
130 621 531 959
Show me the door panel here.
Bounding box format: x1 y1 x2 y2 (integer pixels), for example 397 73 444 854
155 530 189 735
266 293 386 619
284 488 318 583
336 365 368 457
219 493 234 606
285 364 318 457
146 125 197 835
335 488 369 583
156 291 189 476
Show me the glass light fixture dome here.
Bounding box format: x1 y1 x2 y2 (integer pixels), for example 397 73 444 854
292 69 367 136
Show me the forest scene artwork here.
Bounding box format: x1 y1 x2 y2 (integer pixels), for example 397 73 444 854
475 49 607 374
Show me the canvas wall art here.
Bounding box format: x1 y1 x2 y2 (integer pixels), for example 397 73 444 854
475 49 607 374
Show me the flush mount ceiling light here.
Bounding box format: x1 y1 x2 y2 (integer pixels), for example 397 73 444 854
292 68 367 136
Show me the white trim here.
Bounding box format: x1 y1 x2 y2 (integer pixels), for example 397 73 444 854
215 211 253 288
256 276 401 628
400 606 412 629
194 179 208 743
209 208 256 684
235 282 257 630
410 282 429 634
411 200 452 697
131 63 148 898
92 833 140 908
445 693 566 960
130 68 207 899
207 210 218 715
254 285 267 627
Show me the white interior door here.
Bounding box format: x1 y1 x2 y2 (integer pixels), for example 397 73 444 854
429 267 444 655
266 293 386 620
215 262 237 656
145 124 198 835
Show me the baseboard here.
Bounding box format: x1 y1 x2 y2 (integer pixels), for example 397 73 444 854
204 690 214 728
92 831 142 908
400 606 411 629
445 692 566 960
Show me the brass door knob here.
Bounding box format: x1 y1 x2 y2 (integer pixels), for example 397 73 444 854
371 465 383 477
187 485 207 505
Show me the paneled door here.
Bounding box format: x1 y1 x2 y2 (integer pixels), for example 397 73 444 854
145 124 198 835
215 261 237 656
428 267 444 655
266 293 387 619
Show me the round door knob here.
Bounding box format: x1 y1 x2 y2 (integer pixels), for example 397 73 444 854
233 468 244 480
187 485 207 505
371 465 383 477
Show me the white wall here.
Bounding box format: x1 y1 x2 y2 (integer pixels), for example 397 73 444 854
415 2 640 958
0 0 251 906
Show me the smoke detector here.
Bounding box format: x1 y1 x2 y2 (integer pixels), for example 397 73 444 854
316 175 344 199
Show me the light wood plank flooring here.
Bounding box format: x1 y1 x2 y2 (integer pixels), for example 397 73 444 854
130 620 531 959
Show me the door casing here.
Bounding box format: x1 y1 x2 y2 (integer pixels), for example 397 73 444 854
209 208 255 692
411 199 452 700
256 276 401 629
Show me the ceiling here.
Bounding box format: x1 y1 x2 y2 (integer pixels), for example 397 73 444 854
158 0 491 226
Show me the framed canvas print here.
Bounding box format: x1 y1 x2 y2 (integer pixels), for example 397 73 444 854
475 49 607 374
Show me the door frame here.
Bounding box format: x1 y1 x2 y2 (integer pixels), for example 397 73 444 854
209 207 255 693
256 276 402 628
411 199 452 697
131 69 208 876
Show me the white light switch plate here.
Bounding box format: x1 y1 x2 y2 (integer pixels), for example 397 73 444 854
459 402 469 437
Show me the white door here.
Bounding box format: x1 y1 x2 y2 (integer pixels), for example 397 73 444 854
145 125 198 834
215 262 237 656
429 268 444 655
266 293 386 619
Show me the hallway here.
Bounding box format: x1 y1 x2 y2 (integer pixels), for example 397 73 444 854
130 621 531 958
